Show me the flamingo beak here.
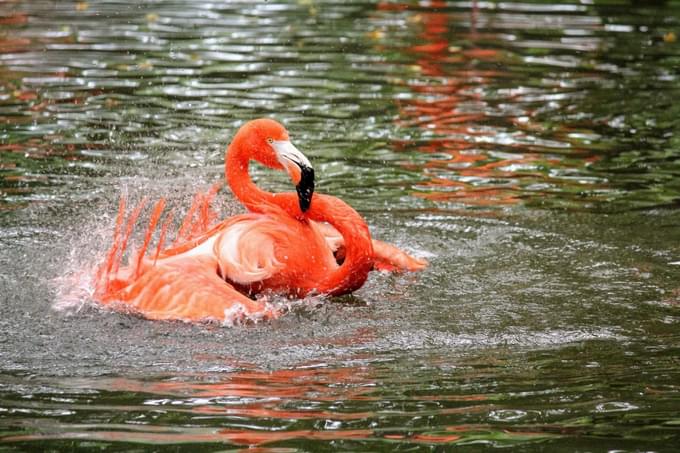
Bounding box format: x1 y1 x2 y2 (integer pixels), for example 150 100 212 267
272 140 315 212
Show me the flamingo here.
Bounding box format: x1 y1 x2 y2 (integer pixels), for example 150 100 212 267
94 119 426 324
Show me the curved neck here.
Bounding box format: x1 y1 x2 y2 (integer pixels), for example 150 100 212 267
308 194 373 296
226 132 373 295
226 136 274 212
226 135 304 217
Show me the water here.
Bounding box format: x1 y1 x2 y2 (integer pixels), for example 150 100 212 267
2 0 680 450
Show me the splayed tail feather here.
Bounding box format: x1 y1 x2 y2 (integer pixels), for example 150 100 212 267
94 184 222 302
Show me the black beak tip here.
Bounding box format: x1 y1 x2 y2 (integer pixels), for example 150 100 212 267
296 166 315 212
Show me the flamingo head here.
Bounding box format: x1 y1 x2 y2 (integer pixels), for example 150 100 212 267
243 118 315 212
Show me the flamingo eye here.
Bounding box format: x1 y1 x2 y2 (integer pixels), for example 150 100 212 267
267 137 274 144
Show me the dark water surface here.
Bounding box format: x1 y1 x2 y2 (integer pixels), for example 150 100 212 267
2 0 680 450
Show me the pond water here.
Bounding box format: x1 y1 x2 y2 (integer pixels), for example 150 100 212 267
2 0 680 450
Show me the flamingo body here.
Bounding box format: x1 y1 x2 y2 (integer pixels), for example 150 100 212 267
93 119 425 324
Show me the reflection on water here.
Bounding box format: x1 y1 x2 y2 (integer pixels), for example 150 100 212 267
385 1 528 206
0 359 589 448
2 0 680 450
378 1 612 209
2 338 679 449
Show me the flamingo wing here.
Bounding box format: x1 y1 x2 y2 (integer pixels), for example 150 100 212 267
370 239 427 272
212 214 291 285
313 221 427 272
102 255 275 324
158 213 291 287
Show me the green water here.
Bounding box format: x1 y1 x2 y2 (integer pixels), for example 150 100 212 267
1 0 680 451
